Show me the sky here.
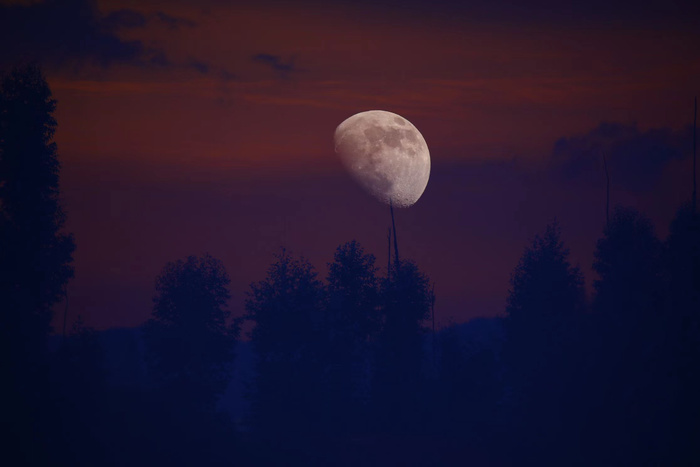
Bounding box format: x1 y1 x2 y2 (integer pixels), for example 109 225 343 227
2 0 699 330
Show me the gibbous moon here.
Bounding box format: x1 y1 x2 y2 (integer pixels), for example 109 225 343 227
334 110 430 208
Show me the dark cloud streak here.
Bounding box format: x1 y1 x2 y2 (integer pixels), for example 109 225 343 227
252 53 299 77
549 122 692 192
188 59 210 74
102 9 195 31
327 0 700 28
0 0 200 72
102 9 148 30
153 11 196 30
0 0 143 68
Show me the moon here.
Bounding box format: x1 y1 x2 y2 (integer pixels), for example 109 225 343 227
334 110 430 208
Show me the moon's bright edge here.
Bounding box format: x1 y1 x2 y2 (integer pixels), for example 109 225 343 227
334 110 430 208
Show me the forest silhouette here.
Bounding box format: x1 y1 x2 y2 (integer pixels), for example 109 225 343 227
3 64 700 466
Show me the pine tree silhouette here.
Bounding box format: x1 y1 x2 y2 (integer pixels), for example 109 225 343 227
244 248 326 437
503 221 585 463
0 64 75 464
324 240 380 433
144 254 238 412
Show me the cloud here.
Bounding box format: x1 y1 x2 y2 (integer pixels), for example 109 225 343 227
0 0 141 67
102 8 196 31
219 69 237 81
337 0 699 27
187 59 209 74
549 122 691 191
251 53 298 77
152 11 196 30
0 0 199 71
101 9 148 30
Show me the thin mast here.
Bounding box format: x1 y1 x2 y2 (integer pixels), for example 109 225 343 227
603 153 610 227
431 283 436 370
387 227 392 278
390 201 399 268
693 97 697 213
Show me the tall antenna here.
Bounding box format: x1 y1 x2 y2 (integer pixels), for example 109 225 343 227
387 227 392 278
390 201 399 268
431 283 436 370
603 153 610 227
693 96 697 213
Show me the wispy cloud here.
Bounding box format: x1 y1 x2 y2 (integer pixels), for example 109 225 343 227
153 11 196 29
549 122 692 191
0 0 200 72
251 53 299 78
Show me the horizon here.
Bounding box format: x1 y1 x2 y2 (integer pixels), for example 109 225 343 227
3 1 700 465
2 0 698 331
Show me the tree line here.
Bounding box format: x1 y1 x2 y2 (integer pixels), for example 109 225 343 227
3 64 699 466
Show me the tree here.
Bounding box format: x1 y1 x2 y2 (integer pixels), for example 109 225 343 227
373 258 433 432
665 202 700 321
506 222 585 330
144 254 238 412
51 316 107 466
504 222 585 375
590 207 667 464
244 248 326 436
436 322 501 440
663 203 700 463
324 240 380 432
0 64 75 324
502 221 585 462
53 316 105 403
593 207 663 322
0 64 75 464
326 240 380 344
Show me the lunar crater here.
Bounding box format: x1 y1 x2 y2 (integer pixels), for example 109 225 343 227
334 110 430 208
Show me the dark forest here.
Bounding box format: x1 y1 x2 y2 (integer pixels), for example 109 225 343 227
3 63 700 466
